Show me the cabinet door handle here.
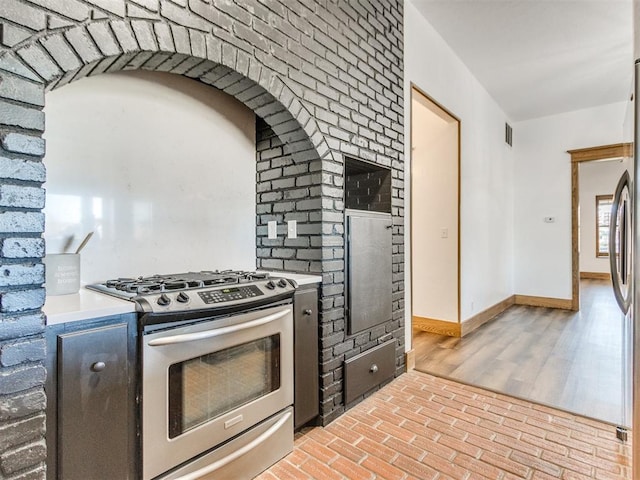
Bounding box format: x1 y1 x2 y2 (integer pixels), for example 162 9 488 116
91 361 106 372
303 309 312 316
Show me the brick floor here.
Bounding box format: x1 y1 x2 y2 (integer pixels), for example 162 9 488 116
257 371 632 480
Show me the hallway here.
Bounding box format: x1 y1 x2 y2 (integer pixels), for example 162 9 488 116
413 280 629 426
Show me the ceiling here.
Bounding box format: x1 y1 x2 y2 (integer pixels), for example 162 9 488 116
410 0 634 122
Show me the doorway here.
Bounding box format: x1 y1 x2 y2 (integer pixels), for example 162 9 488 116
410 86 461 335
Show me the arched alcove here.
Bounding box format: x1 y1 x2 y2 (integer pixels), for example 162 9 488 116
0 3 405 477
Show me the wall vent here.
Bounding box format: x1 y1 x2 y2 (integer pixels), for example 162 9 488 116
505 122 513 147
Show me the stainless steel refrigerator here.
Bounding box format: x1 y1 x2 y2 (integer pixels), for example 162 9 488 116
610 9 638 475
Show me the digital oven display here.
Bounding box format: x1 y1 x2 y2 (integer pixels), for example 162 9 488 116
198 285 263 304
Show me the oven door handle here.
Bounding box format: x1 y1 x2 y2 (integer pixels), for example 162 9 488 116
147 308 291 346
171 410 292 480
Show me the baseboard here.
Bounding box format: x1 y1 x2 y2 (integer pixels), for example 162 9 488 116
514 294 574 310
461 295 515 336
580 271 611 281
412 316 461 337
405 349 415 372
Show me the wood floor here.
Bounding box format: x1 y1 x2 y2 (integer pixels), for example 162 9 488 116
413 279 631 427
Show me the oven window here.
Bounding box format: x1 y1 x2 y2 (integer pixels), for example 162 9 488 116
168 334 281 439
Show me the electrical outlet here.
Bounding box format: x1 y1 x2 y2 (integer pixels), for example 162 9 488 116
267 220 277 239
287 220 297 239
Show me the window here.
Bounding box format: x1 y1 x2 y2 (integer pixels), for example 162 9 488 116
596 195 613 257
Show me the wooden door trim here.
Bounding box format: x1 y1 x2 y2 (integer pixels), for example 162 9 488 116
409 84 461 345
568 143 632 311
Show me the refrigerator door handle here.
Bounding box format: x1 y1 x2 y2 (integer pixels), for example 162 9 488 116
609 170 632 313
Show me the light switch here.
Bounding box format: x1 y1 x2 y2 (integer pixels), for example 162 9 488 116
544 217 555 223
287 220 297 239
267 220 277 239
440 228 448 239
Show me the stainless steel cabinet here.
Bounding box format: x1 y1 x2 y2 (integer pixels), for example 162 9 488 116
293 287 319 428
46 315 137 480
346 209 393 334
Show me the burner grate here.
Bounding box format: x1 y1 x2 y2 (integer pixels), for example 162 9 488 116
96 270 269 297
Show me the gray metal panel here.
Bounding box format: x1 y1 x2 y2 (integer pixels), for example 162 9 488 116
293 288 319 428
159 407 293 480
58 323 129 480
344 340 396 404
347 211 392 334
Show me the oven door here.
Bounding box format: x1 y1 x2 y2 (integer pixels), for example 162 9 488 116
142 304 293 480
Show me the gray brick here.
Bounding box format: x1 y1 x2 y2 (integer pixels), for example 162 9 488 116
0 314 44 342
17 44 63 82
0 414 45 452
2 238 45 259
132 0 159 11
156 53 189 72
48 16 74 29
0 157 45 182
190 29 206 58
189 0 221 24
0 338 46 367
0 213 43 235
0 364 46 395
0 185 44 209
0 101 44 132
111 21 139 53
0 438 46 475
0 264 44 288
86 0 125 16
40 34 82 72
131 20 158 51
1 133 45 156
170 25 191 54
1 0 46 30
28 0 90 21
1 24 32 48
128 3 157 19
154 22 174 51
87 22 122 57
161 0 210 31
0 388 46 421
0 288 45 313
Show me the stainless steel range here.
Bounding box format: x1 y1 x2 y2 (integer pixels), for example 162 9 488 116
87 270 296 480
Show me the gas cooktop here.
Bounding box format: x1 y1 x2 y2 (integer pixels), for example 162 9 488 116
86 270 297 315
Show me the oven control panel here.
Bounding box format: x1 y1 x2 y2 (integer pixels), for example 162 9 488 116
198 285 263 304
134 278 296 315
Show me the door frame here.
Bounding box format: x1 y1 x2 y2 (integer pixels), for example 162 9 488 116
567 142 633 310
409 84 462 337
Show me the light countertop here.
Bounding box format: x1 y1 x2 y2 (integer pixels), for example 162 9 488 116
44 271 322 326
44 288 136 326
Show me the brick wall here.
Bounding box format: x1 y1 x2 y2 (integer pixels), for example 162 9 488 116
345 166 392 212
0 1 404 477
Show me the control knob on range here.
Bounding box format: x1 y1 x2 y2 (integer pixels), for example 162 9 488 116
265 280 276 290
157 293 171 307
176 292 189 303
277 278 288 288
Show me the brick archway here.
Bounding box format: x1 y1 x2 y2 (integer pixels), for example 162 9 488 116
0 2 405 477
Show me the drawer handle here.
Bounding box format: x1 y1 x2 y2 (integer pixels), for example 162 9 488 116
370 364 378 374
91 361 106 372
303 309 312 316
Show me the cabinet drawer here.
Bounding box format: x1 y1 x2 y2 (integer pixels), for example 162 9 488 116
344 340 395 404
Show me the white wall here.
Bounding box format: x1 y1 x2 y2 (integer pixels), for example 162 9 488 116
579 158 630 273
405 0 515 346
44 71 257 285
411 91 459 322
513 101 627 298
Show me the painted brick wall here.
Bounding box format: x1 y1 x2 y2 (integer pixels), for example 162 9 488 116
0 1 404 477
